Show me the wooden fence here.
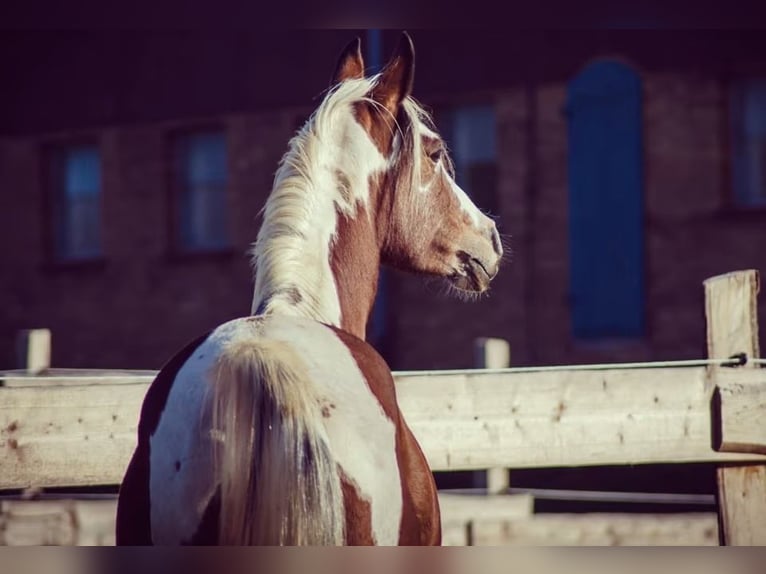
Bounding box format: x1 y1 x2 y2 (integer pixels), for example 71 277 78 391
1 270 765 545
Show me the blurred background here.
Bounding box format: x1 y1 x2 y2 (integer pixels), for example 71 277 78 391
2 30 765 373
1 29 765 517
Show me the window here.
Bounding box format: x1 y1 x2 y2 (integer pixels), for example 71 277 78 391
731 80 766 207
440 105 498 216
173 131 229 252
567 60 644 340
50 145 103 261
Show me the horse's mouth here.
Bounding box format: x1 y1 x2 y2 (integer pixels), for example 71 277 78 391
450 256 494 293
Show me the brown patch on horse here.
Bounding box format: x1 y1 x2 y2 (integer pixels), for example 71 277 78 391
394 419 442 545
330 204 381 340
115 332 212 545
340 472 375 545
353 102 399 157
351 33 414 158
381 151 467 280
370 33 415 118
330 327 441 546
332 37 364 85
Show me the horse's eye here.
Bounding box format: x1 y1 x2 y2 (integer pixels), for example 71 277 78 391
429 149 442 163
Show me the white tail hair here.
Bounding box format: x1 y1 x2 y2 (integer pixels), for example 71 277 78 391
208 324 344 545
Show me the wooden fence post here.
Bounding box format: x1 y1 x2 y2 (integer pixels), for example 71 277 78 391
704 270 766 545
16 329 51 374
473 337 511 494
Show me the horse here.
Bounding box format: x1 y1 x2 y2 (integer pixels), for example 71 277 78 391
115 32 503 546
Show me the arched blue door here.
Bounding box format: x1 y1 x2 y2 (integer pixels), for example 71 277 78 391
567 60 644 339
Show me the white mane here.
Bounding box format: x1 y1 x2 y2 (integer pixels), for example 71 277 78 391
249 74 437 328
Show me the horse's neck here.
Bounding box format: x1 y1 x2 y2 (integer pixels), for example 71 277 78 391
329 206 383 339
251 130 387 340
251 97 396 339
252 203 381 340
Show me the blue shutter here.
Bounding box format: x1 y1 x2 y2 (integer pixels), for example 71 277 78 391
567 60 644 339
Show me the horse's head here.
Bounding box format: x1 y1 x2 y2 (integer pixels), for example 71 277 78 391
253 33 504 336
333 33 503 295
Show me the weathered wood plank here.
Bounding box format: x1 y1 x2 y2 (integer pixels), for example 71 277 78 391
440 521 470 546
704 270 760 393
713 378 766 454
15 330 51 374
439 492 532 546
0 500 116 546
438 493 533 523
396 367 766 471
705 269 766 545
1 372 156 388
472 337 511 492
0 384 146 489
715 464 766 547
3 367 766 490
0 497 716 547
470 513 719 546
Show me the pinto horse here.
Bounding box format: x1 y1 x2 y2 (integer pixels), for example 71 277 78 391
115 32 503 546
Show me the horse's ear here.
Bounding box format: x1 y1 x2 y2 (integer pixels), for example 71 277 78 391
371 31 415 113
332 37 365 85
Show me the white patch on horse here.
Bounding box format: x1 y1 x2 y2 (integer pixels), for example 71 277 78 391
148 316 403 546
259 315 402 545
418 122 440 140
445 165 485 226
148 322 241 544
250 78 388 327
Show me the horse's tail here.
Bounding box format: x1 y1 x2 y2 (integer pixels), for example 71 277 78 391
208 330 344 545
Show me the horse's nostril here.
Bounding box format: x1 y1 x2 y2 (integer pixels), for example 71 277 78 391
489 227 502 257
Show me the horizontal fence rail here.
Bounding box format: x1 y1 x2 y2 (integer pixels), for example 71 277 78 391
0 495 719 547
1 365 765 490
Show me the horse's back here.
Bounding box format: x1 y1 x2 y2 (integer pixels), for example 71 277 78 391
117 314 419 545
